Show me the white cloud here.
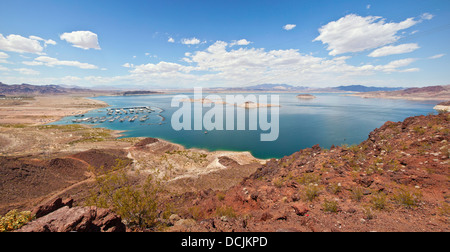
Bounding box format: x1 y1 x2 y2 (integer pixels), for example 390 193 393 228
421 13 434 20
283 24 297 31
22 61 44 66
366 4 371 9
122 63 134 68
121 40 419 87
229 39 252 47
168 37 175 43
0 52 10 64
366 58 417 72
0 52 9 59
130 61 193 75
428 54 445 59
24 56 98 69
60 31 101 50
0 65 9 72
314 14 419 55
368 43 420 57
28 36 57 46
0 33 44 54
14 68 40 75
45 39 57 46
16 39 420 88
181 37 201 45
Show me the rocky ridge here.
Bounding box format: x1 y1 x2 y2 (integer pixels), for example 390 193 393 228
167 113 449 232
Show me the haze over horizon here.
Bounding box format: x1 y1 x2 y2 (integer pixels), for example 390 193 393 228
0 0 449 89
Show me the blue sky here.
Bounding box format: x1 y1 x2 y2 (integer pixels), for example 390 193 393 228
0 0 449 89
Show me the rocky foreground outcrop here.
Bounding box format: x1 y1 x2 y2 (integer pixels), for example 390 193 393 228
16 198 125 232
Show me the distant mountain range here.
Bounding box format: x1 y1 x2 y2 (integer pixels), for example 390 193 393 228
0 82 94 95
334 85 404 92
3 82 445 97
208 83 404 92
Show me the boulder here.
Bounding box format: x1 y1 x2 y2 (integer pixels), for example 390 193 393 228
291 202 309 216
17 206 125 232
32 198 73 218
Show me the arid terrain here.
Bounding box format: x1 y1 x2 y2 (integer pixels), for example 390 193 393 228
0 96 108 125
0 90 449 232
0 95 264 217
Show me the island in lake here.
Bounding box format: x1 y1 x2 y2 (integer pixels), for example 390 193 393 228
296 94 316 99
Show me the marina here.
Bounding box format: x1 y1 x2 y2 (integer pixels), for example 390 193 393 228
71 106 163 124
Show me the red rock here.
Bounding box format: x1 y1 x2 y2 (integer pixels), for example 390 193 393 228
291 203 309 216
32 198 73 218
17 206 125 232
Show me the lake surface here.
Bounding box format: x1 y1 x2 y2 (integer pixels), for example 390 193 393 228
52 93 438 159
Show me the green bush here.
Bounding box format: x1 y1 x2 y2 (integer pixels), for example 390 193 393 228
86 161 165 229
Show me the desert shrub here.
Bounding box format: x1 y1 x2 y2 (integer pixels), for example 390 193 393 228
439 203 450 217
371 192 388 210
350 186 365 202
363 207 375 220
217 192 226 201
86 162 165 229
273 177 284 188
413 126 425 135
328 183 342 194
392 187 422 208
304 184 321 201
322 199 339 213
188 206 206 220
297 173 320 185
216 205 237 218
0 210 34 232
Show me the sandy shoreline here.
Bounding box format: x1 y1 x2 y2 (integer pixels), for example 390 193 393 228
0 95 109 125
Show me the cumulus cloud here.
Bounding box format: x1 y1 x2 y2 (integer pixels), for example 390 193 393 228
283 24 296 30
0 34 44 54
60 31 101 50
23 56 98 69
181 37 201 45
368 43 420 57
121 40 419 87
168 37 175 43
313 14 419 55
229 39 252 47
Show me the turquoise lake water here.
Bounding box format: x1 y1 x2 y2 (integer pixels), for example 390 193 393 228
52 93 439 159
